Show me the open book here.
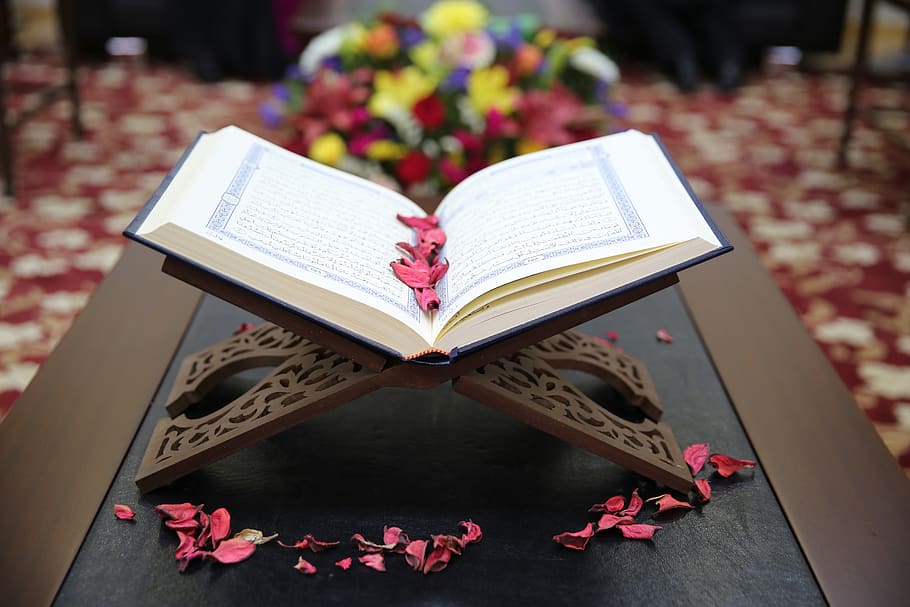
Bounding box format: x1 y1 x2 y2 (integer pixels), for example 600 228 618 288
126 126 730 361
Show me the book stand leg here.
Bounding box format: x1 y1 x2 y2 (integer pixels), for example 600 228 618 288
136 324 693 493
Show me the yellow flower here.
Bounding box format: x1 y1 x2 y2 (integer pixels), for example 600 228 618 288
368 67 437 118
309 132 346 166
409 40 440 71
366 140 406 161
534 28 556 48
340 23 367 55
517 138 547 155
421 1 488 38
565 36 595 52
467 65 517 115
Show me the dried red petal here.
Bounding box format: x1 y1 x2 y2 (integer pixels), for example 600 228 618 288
350 533 395 553
606 330 619 342
656 328 674 343
418 227 447 251
427 259 449 284
617 524 661 540
210 507 231 545
175 530 198 560
307 534 341 552
423 546 453 574
404 539 428 571
177 549 206 573
383 526 411 553
709 453 757 478
165 518 200 531
294 556 317 575
694 479 712 503
647 494 694 515
415 287 441 312
233 322 256 335
552 522 595 551
684 443 710 476
396 241 436 263
391 257 435 288
396 214 439 230
114 504 135 520
155 502 201 521
595 514 634 532
589 495 625 514
619 489 643 517
358 553 387 572
197 511 212 548
459 520 483 544
335 557 353 570
207 537 256 564
432 534 464 555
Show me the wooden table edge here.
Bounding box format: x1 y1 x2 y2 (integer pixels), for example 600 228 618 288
0 243 203 607
677 205 910 607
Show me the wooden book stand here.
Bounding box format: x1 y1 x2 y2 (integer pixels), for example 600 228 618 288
135 258 695 493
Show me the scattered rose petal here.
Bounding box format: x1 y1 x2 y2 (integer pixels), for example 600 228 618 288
155 502 201 521
432 534 464 555
351 533 395 553
358 553 386 572
459 520 483 544
383 526 411 553
280 534 341 552
397 214 439 230
210 507 231 545
177 548 206 573
294 556 317 575
656 328 674 343
414 287 441 311
335 557 353 571
684 443 710 475
617 523 661 540
423 546 453 574
589 495 625 514
390 257 436 288
165 518 200 531
197 511 212 548
175 530 198 560
114 504 135 520
647 494 695 515
234 528 279 545
233 322 255 335
606 330 619 342
619 489 643 517
552 522 595 551
694 479 712 503
207 537 256 564
418 227 447 251
709 453 757 478
594 513 634 532
404 539 428 571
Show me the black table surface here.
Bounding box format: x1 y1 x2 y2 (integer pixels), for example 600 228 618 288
55 289 823 606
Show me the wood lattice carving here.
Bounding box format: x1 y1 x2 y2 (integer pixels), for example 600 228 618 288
453 349 692 492
137 323 692 493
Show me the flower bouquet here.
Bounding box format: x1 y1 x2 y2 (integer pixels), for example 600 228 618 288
263 0 624 196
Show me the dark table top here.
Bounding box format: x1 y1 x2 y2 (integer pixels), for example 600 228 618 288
1 207 908 606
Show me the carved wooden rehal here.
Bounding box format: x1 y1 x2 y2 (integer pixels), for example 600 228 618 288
136 323 693 493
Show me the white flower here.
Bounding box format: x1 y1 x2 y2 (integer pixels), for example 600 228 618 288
569 47 619 84
299 24 349 77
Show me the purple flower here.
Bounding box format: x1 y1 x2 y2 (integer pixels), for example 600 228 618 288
271 83 290 102
259 102 283 128
442 67 471 92
321 56 343 72
284 63 302 80
400 26 425 48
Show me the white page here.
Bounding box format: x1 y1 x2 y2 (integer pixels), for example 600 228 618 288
432 130 719 331
163 126 430 335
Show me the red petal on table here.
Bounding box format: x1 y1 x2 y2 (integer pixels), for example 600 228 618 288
617 524 661 540
391 257 434 288
619 489 643 517
552 522 595 551
684 443 710 475
709 453 757 478
589 494 625 514
397 214 439 230
405 539 428 571
694 479 712 503
423 546 453 574
207 537 256 564
210 507 231 545
306 534 341 552
358 553 387 572
165 517 200 531
155 502 201 521
114 504 135 520
459 520 483 544
351 533 395 553
595 514 634 532
177 549 206 573
383 526 411 553
415 287 441 312
175 530 198 560
335 557 353 571
606 330 619 342
647 494 694 515
294 556 317 575
656 328 674 343
197 511 212 548
233 322 256 335
432 534 464 555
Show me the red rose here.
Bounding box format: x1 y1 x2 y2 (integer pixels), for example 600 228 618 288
396 150 431 186
413 95 446 130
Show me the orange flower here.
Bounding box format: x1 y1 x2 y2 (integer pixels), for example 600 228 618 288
365 23 399 59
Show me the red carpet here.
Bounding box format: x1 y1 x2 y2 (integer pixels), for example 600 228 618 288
1 58 908 475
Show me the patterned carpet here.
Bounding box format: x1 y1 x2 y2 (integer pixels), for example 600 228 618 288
1 57 908 475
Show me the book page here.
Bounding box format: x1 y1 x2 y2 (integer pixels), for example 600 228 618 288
159 127 431 336
432 130 719 332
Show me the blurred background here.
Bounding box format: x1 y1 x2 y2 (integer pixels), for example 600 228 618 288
1 0 908 476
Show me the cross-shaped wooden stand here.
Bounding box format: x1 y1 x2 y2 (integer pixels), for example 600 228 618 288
135 258 694 494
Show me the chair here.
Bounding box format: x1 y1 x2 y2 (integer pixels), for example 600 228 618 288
0 0 82 196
